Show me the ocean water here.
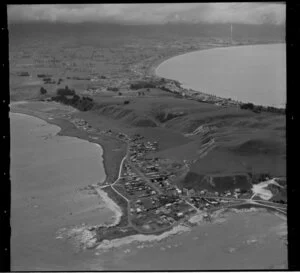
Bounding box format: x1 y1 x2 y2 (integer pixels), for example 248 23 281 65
156 43 286 108
10 113 111 270
95 210 287 270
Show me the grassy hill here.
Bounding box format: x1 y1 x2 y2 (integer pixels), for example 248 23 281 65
75 88 286 182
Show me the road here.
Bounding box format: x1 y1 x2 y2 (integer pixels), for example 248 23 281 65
111 155 127 186
191 195 286 207
127 161 163 194
184 199 202 213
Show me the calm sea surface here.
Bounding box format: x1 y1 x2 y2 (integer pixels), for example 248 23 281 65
156 43 286 108
10 113 287 270
10 113 111 270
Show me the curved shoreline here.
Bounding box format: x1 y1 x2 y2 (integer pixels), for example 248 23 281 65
10 111 124 217
152 42 286 108
10 104 286 251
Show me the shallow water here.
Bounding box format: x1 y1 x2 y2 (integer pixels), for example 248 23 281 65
10 112 111 270
156 43 286 107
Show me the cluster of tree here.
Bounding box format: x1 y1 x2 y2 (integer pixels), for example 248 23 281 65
40 87 47 95
57 86 76 96
273 199 287 204
57 78 63 85
124 100 130 105
43 77 56 84
17 72 30 77
37 74 52 78
240 103 285 115
66 76 90 80
51 86 94 111
251 173 271 184
240 102 255 110
107 87 119 92
130 81 157 90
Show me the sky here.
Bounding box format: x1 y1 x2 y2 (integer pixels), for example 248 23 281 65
7 3 285 25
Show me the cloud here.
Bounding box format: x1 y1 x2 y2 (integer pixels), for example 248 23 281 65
7 3 285 25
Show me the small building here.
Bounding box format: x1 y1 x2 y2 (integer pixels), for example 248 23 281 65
177 212 184 217
176 188 182 194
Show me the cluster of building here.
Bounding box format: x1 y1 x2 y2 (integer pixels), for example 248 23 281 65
130 194 195 232
70 118 97 133
129 139 158 161
117 163 157 198
101 129 131 143
128 139 185 196
155 78 241 108
187 196 222 210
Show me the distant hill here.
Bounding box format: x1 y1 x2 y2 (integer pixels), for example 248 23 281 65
8 21 285 42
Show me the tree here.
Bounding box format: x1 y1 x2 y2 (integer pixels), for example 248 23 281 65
40 87 47 95
240 102 254 110
57 87 75 96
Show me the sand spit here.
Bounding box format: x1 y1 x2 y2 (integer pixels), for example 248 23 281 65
96 224 191 250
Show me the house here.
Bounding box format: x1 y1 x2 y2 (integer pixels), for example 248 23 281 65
176 188 182 194
136 207 142 213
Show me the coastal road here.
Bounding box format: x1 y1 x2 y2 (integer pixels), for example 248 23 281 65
190 195 286 207
184 199 202 214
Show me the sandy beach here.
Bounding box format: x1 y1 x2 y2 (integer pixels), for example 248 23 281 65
10 101 126 187
94 187 123 226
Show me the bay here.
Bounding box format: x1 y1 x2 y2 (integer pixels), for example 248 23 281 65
156 43 286 108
